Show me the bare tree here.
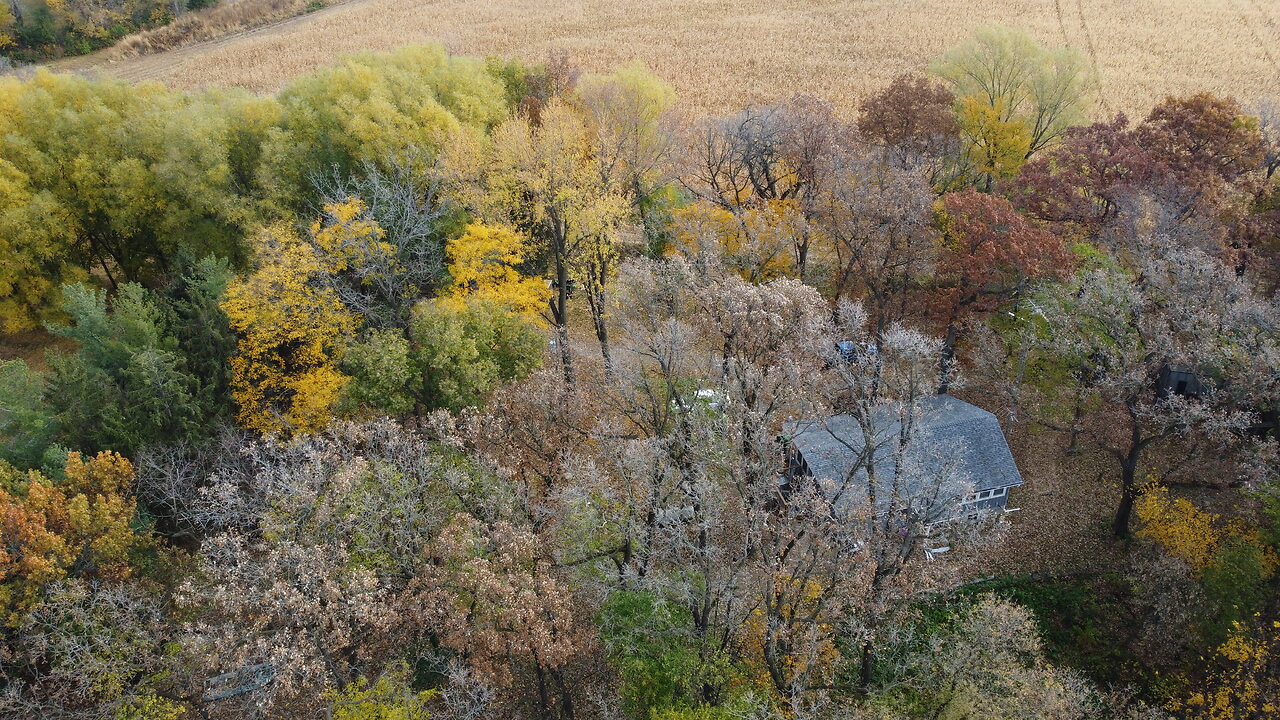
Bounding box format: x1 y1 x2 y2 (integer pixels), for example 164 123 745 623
545 260 1003 711
310 152 453 329
681 96 845 278
1031 246 1274 536
815 148 937 333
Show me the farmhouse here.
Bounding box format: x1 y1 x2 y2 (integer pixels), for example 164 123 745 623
783 394 1022 517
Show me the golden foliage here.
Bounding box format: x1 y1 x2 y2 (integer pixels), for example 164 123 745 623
323 662 436 719
955 95 1031 184
738 574 840 700
222 202 364 435
1172 621 1280 720
0 5 12 50
483 98 630 247
671 200 801 282
1136 484 1229 572
309 196 395 276
443 222 550 321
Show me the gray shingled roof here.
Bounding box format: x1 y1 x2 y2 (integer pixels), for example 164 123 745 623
784 395 1022 510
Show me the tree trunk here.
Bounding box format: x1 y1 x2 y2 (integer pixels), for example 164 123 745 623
1112 456 1138 538
586 281 613 377
556 324 574 386
1065 397 1085 454
937 322 957 394
533 664 553 720
794 230 810 281
595 318 613 378
1112 402 1145 538
857 638 874 694
552 668 576 720
553 255 574 385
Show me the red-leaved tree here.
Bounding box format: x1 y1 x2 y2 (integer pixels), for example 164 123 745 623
932 189 1075 391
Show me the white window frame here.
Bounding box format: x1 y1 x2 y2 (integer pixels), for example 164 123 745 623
962 485 1010 505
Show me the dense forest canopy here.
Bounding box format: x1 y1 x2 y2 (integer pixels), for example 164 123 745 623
1 27 1280 720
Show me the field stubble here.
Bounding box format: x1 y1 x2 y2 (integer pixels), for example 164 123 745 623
50 0 1280 121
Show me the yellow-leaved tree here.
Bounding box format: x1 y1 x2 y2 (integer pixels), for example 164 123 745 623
1136 484 1231 572
443 222 550 321
1137 483 1279 646
1170 620 1280 720
309 195 398 276
671 199 801 282
0 5 13 49
462 97 629 381
0 71 272 332
738 574 841 704
931 26 1095 157
262 45 509 211
322 662 437 719
954 96 1032 190
222 202 370 435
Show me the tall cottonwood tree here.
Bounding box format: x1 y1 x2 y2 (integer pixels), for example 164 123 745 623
808 300 993 692
462 98 628 382
577 63 678 245
931 26 1096 158
534 259 998 714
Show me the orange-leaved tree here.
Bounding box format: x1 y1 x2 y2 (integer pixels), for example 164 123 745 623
0 451 139 626
932 189 1074 391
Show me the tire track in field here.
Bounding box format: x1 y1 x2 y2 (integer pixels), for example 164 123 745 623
1240 0 1280 82
1227 0 1280 84
1073 0 1109 113
1053 0 1073 46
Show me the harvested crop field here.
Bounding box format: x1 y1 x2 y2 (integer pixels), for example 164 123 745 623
50 0 1280 117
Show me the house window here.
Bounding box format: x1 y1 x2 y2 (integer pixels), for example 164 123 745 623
963 486 1009 505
